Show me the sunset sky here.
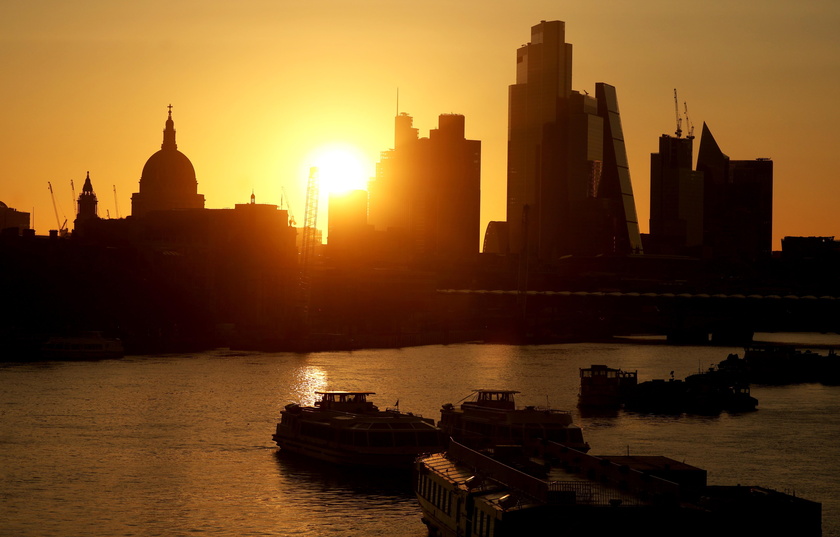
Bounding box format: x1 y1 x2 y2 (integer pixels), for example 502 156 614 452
2 0 839 249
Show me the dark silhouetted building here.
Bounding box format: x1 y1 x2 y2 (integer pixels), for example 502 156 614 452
482 221 510 255
0 201 30 235
696 123 773 261
131 106 205 217
506 20 642 262
368 112 481 265
327 189 373 264
648 134 704 255
74 172 99 229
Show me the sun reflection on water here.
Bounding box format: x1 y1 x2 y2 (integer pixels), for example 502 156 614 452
291 366 328 406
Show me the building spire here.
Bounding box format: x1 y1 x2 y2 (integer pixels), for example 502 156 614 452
82 171 94 193
162 104 177 150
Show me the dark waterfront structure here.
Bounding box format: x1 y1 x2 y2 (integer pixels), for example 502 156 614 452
2 21 835 354
368 112 481 266
505 20 642 262
3 107 299 355
131 106 205 217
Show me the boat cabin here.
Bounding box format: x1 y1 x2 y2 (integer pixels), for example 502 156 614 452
314 391 378 413
464 390 519 410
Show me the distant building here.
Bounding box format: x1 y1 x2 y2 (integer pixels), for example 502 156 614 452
327 189 373 264
368 113 481 265
696 123 773 261
131 106 205 217
781 236 840 261
74 172 99 230
482 221 510 255
506 20 642 262
648 134 704 255
0 201 30 235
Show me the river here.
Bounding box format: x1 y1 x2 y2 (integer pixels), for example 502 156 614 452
1 334 837 536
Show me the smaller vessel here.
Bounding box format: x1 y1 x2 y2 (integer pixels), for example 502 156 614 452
578 364 638 408
40 331 124 360
272 391 446 467
438 389 589 452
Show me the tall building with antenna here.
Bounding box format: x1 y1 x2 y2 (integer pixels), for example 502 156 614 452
505 20 642 263
647 92 704 256
368 112 481 265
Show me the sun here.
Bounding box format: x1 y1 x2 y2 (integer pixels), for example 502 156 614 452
308 143 371 195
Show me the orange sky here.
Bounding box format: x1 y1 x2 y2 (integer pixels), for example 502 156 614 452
2 0 839 249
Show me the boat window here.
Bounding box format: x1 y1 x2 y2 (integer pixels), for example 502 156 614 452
369 423 392 430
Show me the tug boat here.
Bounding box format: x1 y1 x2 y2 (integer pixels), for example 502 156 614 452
272 391 446 467
415 439 822 537
437 389 589 452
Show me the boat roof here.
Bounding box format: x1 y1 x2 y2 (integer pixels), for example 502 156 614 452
475 389 520 394
315 391 376 395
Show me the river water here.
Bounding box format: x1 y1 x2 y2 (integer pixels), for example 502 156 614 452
2 335 838 536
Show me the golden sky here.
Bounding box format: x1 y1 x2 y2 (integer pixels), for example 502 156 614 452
2 0 839 249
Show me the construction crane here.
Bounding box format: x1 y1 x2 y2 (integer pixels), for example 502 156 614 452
280 186 296 227
673 88 683 138
298 167 320 323
684 101 695 139
113 185 121 218
47 181 67 234
70 179 76 212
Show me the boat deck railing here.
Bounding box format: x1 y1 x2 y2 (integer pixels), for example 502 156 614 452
446 440 681 506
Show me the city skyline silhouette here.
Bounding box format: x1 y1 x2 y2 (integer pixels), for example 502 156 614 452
2 2 839 249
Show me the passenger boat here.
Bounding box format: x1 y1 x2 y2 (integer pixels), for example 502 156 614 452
39 331 124 360
415 439 822 537
272 391 447 467
437 389 589 452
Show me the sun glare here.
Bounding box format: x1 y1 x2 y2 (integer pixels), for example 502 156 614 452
309 144 371 195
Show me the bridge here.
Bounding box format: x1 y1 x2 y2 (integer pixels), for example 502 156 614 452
436 289 840 344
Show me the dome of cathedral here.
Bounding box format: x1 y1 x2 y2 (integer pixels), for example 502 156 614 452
137 109 197 194
139 147 197 193
131 106 205 217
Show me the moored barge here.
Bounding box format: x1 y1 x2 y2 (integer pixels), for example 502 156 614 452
415 439 821 537
273 391 446 467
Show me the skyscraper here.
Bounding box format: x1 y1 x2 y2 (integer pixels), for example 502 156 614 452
648 133 704 255
368 113 481 264
506 21 642 261
696 123 773 261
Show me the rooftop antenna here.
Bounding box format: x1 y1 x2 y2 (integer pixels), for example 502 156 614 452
673 88 683 138
396 87 400 116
